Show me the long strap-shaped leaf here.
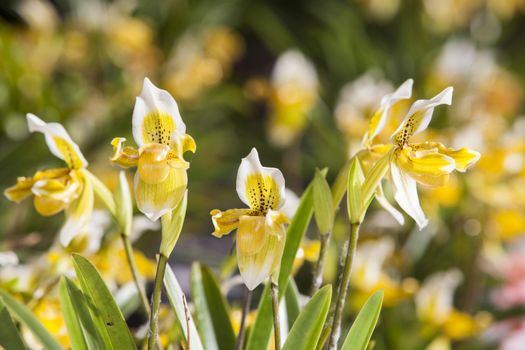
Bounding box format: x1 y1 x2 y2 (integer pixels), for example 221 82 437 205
191 262 236 350
282 285 332 350
246 181 316 350
341 290 384 350
164 265 204 350
0 291 64 350
72 254 136 350
0 298 27 350
58 278 89 350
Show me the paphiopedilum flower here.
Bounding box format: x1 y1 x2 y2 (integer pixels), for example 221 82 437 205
210 148 289 290
111 78 196 221
362 86 480 229
4 114 94 246
267 49 318 147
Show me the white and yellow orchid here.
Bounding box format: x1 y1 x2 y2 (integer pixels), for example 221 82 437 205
4 114 94 246
361 86 480 229
267 49 319 147
210 148 289 290
111 78 196 221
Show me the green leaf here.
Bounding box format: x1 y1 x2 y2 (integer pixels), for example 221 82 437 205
313 169 335 235
164 265 204 350
0 291 64 350
331 159 350 208
72 254 136 350
160 191 188 256
58 278 88 350
246 177 317 350
85 170 116 217
361 152 390 206
284 279 301 328
0 299 27 350
63 276 110 350
282 285 332 350
191 263 235 350
341 290 384 350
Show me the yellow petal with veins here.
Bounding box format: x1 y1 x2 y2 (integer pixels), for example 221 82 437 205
53 136 85 169
409 173 450 187
245 174 281 213
210 208 255 238
138 143 171 184
237 215 268 256
135 167 187 221
141 111 176 146
111 138 139 168
181 134 197 154
396 146 456 178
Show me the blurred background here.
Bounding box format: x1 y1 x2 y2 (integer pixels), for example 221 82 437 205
1 0 525 349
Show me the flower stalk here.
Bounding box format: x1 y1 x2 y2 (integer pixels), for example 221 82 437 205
270 278 281 350
147 253 168 350
236 288 252 350
121 233 150 315
310 231 331 295
328 222 360 350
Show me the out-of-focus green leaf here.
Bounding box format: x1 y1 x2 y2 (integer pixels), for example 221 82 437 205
246 175 318 350
58 278 88 350
284 279 301 328
72 254 135 350
332 159 350 208
164 265 204 350
313 168 334 235
282 285 332 350
0 298 27 350
191 262 235 350
62 277 110 349
347 157 365 224
0 291 63 350
341 290 384 350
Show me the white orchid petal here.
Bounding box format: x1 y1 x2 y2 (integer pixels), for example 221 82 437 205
375 184 405 225
26 113 88 169
236 148 286 210
391 163 428 229
132 78 185 147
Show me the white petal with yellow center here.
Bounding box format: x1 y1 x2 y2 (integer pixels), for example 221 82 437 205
26 113 88 169
236 148 286 212
132 77 186 147
392 87 453 144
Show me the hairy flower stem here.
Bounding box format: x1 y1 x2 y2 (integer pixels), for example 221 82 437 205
121 234 151 316
147 253 168 350
236 288 252 350
328 222 360 350
310 231 331 295
270 278 281 350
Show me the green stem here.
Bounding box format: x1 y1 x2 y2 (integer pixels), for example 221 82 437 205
147 253 168 350
236 288 252 350
121 234 151 316
310 231 331 296
328 222 360 350
270 278 281 350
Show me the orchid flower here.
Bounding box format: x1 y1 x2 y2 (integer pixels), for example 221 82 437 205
210 148 289 290
5 114 94 246
111 78 196 221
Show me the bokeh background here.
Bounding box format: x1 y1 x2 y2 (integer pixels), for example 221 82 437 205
1 0 525 349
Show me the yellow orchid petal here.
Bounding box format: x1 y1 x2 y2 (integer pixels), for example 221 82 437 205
31 174 81 203
408 173 450 187
59 171 94 246
4 177 36 203
181 133 197 154
236 214 286 290
34 196 67 216
110 137 139 168
135 167 187 221
210 208 254 238
137 143 171 184
436 143 480 172
27 113 88 169
236 148 285 212
396 146 456 178
33 168 70 181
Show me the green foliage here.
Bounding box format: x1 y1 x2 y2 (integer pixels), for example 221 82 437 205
191 262 236 350
313 168 335 235
341 291 384 350
282 285 332 350
71 254 136 349
0 291 64 350
0 298 27 350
